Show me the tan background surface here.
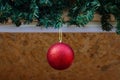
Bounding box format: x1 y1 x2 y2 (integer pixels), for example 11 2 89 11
0 33 120 80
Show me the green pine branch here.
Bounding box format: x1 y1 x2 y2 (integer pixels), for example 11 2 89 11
0 0 120 34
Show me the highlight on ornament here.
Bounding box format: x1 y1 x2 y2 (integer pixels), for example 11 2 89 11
47 42 74 70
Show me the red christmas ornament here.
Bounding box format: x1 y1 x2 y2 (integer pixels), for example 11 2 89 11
47 42 74 70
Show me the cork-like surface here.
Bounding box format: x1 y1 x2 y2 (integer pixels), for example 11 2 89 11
0 33 120 80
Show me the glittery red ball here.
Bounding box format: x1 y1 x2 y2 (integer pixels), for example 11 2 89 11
47 42 74 70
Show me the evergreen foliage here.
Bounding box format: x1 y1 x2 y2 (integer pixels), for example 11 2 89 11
0 0 120 33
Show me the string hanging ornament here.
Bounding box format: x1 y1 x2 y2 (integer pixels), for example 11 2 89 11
47 28 74 70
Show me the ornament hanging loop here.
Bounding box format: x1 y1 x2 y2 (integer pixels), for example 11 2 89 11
59 28 62 43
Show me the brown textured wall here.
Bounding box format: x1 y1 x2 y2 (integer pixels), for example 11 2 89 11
0 33 120 80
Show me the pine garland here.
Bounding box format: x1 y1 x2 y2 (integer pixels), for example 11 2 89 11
0 0 120 33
